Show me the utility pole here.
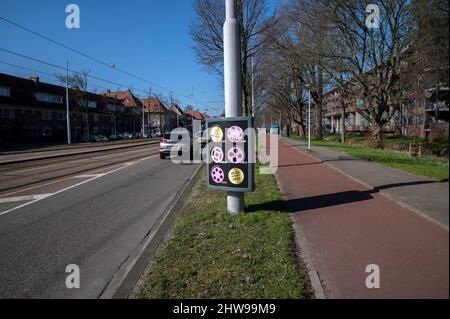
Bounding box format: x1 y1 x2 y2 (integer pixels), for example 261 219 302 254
308 89 311 151
224 0 244 214
65 61 71 144
142 101 145 138
251 56 255 117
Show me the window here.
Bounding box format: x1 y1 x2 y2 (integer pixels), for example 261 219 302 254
88 101 97 109
41 111 53 121
34 92 63 104
0 107 15 119
0 86 11 97
408 115 415 125
42 127 52 137
56 112 66 121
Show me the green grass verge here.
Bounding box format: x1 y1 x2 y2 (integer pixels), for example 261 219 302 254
291 136 449 181
134 167 311 299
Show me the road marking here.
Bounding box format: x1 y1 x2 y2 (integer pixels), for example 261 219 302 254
0 154 158 217
0 194 52 203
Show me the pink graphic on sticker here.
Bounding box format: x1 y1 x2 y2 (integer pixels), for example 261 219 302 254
227 126 244 143
228 146 245 164
211 147 224 163
211 166 225 184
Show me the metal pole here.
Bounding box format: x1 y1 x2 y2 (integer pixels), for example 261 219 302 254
251 56 255 117
224 0 244 214
65 61 71 145
142 103 145 138
308 89 311 150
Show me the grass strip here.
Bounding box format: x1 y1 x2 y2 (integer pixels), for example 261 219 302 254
134 166 311 299
291 136 448 181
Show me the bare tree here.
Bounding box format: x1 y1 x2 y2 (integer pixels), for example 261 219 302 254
321 0 414 148
190 0 272 116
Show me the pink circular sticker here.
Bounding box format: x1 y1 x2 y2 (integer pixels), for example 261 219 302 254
211 146 224 163
211 166 225 184
227 126 244 143
228 146 245 164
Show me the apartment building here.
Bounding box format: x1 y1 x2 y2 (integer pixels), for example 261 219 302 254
0 73 124 145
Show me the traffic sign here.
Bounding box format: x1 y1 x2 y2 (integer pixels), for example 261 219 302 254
206 117 255 192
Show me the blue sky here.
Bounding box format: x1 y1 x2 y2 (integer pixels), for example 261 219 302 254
0 0 231 116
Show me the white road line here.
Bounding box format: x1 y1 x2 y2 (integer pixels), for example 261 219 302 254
0 159 149 217
0 194 52 203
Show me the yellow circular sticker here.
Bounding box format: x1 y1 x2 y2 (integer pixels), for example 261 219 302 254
210 126 223 143
228 168 245 185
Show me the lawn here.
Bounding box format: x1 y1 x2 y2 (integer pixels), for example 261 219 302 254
134 166 311 299
291 136 449 181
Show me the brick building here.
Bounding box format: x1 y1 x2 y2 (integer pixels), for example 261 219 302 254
322 84 449 140
0 72 126 145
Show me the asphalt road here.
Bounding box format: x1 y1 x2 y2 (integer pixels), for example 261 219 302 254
0 144 200 298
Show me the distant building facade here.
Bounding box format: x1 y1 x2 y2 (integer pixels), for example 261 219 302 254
0 73 127 145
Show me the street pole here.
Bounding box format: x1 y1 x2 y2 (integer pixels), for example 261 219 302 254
65 61 71 145
251 56 255 117
142 103 145 138
308 89 311 151
224 0 244 214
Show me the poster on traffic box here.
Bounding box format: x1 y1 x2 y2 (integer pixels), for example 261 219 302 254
206 117 255 192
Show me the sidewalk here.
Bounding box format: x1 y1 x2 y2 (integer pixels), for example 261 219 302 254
283 138 449 229
276 140 449 298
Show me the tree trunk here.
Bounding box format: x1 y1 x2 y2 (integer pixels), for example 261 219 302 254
340 110 346 144
371 121 384 149
314 66 324 139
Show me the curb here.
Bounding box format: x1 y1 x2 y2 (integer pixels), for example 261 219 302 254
98 163 203 299
274 172 328 299
0 141 159 166
283 139 449 231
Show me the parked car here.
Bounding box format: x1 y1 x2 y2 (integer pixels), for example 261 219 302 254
159 129 193 160
109 133 123 140
122 132 133 139
93 134 108 142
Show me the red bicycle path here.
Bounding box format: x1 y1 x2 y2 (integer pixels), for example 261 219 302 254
275 140 449 298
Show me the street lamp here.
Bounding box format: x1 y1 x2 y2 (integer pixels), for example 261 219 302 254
224 0 244 214
65 61 71 145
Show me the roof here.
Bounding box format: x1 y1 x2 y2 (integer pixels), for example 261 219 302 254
140 98 167 113
170 103 184 116
185 109 209 120
0 72 116 112
105 91 143 108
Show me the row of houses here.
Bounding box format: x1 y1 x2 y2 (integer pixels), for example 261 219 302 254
321 84 449 140
0 72 209 145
